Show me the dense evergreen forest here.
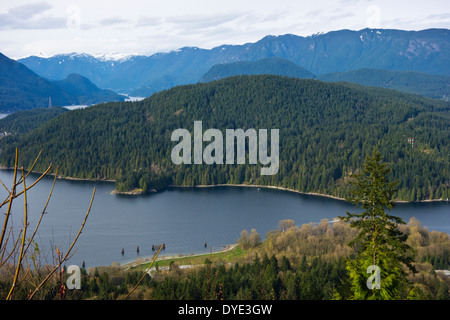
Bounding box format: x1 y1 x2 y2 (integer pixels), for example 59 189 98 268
0 107 67 134
317 68 450 101
200 58 450 100
0 75 449 201
143 218 450 300
199 57 315 82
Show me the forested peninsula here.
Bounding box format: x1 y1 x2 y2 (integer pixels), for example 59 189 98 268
0 75 449 201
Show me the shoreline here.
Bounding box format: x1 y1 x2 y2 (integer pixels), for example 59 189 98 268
111 188 144 195
121 244 238 270
170 183 449 204
0 167 448 204
172 183 347 201
0 166 115 183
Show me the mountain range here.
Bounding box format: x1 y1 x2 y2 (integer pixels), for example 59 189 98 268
0 53 125 113
17 28 449 97
1 28 448 113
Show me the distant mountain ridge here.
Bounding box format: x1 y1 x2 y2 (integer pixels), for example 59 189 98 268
0 52 74 112
199 58 450 100
0 53 125 112
18 28 450 96
53 73 125 106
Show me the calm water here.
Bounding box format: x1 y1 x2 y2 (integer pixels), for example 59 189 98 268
0 169 448 268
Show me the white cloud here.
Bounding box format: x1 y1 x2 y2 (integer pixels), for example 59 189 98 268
100 16 130 27
0 1 68 31
0 13 66 30
8 1 52 20
136 16 164 28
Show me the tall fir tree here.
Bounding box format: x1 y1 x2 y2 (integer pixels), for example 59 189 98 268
340 148 416 299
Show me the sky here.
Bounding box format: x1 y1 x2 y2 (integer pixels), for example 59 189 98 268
0 0 449 59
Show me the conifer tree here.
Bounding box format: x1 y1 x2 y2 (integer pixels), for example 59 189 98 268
340 148 416 299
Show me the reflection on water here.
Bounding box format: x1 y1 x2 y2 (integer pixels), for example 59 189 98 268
0 169 448 268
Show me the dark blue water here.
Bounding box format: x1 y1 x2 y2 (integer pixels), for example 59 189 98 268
0 169 448 268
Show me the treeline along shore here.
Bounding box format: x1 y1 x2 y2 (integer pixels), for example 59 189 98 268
0 76 448 202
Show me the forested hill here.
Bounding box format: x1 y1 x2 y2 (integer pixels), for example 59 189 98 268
0 107 67 134
199 57 315 83
52 73 125 105
200 59 450 101
0 53 125 112
316 68 450 100
0 75 448 201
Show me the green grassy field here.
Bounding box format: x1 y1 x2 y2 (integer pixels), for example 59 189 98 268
131 244 248 270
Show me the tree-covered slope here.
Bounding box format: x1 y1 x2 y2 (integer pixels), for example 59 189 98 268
199 57 315 83
0 107 68 135
317 68 450 100
201 59 450 101
0 53 75 112
0 75 448 201
53 73 125 105
0 53 125 112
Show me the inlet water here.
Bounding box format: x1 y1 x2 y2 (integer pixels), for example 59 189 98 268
0 170 448 268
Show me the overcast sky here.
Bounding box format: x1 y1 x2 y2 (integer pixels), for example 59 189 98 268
1 0 449 59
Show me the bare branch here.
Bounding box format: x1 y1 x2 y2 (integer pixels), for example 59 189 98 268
0 228 22 268
0 163 53 209
0 177 11 194
28 187 96 300
23 166 59 255
0 148 18 252
7 168 29 300
123 243 164 300
16 149 43 185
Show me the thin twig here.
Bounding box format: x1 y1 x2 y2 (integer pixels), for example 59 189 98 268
0 163 53 209
0 148 18 252
23 166 59 256
7 168 28 300
20 255 32 283
16 149 43 185
0 177 10 194
0 226 14 264
28 187 96 300
123 244 164 300
0 228 21 268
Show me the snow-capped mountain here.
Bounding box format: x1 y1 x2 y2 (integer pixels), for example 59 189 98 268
17 28 450 97
92 52 140 62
